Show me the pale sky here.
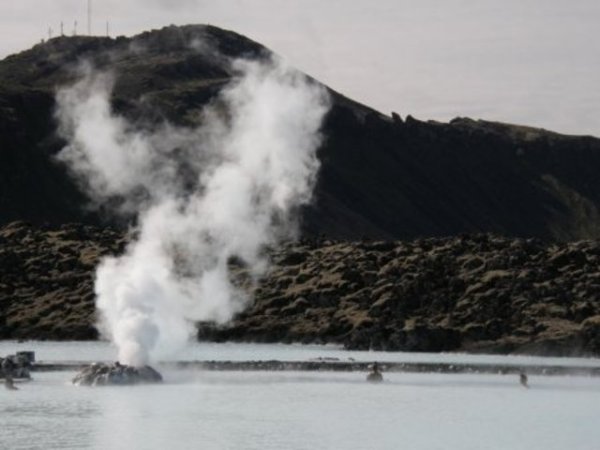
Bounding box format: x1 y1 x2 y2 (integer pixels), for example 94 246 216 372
1 0 600 136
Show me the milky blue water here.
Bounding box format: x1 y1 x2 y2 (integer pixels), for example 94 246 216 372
1 342 600 450
2 340 600 367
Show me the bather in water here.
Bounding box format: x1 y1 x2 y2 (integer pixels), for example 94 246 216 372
5 376 18 390
367 362 383 383
519 372 529 388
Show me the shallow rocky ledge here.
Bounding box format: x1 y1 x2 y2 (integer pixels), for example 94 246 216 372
33 360 600 377
2 221 600 356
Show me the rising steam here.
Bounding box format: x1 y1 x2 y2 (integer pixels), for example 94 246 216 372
56 56 330 366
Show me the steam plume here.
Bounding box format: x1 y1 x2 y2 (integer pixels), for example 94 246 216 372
56 56 330 365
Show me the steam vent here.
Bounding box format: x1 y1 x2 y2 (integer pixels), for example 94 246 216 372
72 362 163 386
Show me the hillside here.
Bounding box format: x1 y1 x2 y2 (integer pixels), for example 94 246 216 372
2 25 600 356
1 25 600 240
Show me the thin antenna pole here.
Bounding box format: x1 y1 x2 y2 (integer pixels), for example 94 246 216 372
60 21 64 36
87 0 92 35
48 27 53 40
74 20 78 36
106 21 109 37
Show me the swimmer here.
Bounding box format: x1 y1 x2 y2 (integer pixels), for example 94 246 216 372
519 372 529 388
367 362 383 383
5 376 18 390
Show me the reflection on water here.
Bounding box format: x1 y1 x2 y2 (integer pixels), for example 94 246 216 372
1 370 600 450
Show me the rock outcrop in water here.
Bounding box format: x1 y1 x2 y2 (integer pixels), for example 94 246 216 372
2 222 600 356
0 352 33 379
72 362 163 386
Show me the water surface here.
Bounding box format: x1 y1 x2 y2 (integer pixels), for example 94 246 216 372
2 340 600 367
1 342 599 450
2 369 600 450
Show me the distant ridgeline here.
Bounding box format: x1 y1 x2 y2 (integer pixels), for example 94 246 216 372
1 24 600 241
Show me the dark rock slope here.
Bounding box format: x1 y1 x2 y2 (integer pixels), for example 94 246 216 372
1 25 600 240
2 222 600 356
0 222 124 339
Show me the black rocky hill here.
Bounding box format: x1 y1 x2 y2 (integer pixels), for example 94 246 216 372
1 24 600 241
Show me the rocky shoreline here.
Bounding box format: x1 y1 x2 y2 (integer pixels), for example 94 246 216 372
1 221 600 356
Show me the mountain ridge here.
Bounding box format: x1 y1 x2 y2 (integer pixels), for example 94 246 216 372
1 24 600 241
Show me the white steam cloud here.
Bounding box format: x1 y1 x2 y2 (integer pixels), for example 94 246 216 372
56 57 330 366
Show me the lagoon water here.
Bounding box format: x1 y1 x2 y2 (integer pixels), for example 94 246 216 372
3 340 600 367
1 342 600 450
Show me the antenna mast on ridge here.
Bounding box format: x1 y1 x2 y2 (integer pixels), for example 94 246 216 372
87 0 92 35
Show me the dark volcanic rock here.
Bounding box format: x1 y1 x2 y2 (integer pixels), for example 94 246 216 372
1 25 600 240
1 352 33 379
206 235 600 356
72 362 163 386
0 221 121 340
2 222 600 355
